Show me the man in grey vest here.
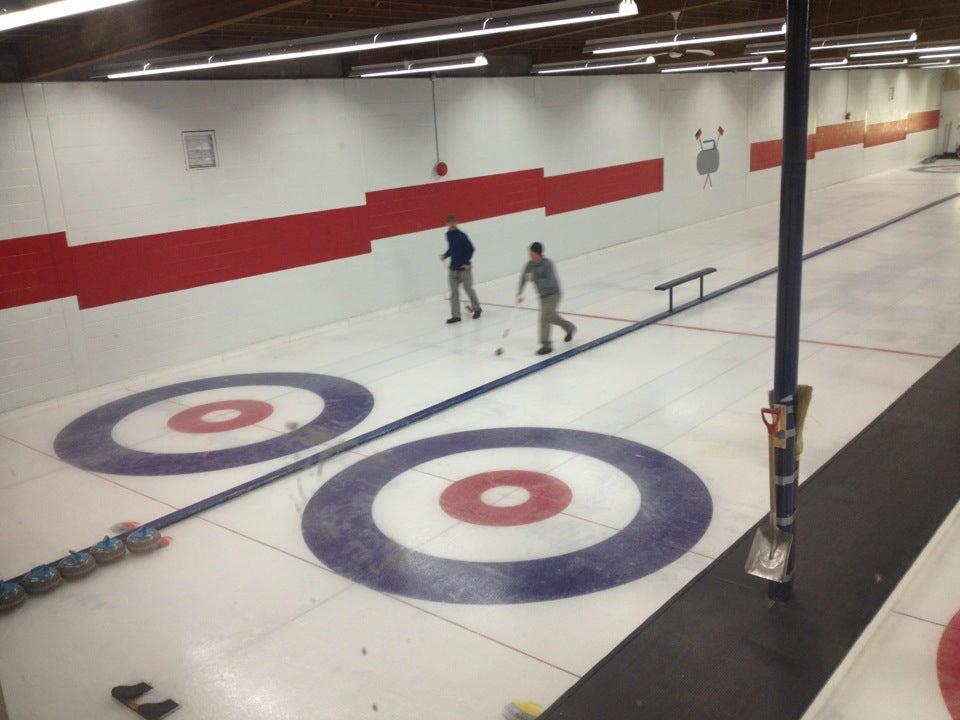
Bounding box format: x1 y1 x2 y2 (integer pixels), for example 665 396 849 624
516 242 576 355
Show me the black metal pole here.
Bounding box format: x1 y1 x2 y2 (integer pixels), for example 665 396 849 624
769 0 811 603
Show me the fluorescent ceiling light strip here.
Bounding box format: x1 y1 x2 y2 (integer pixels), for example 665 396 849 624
745 41 786 55
0 0 137 31
853 44 960 57
850 45 960 57
813 33 916 50
912 61 951 68
751 57 848 71
822 58 909 70
748 30 917 55
533 54 654 74
107 0 637 78
356 54 487 77
919 52 960 60
592 23 784 54
812 57 849 67
661 56 768 73
849 46 916 58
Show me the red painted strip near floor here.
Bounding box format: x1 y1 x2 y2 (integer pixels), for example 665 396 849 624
656 321 945 359
1 160 665 311
483 302 943 358
0 232 73 311
482 300 636 325
543 159 663 215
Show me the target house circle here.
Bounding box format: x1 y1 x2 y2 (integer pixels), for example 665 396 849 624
940 609 960 719
301 427 713 604
440 470 573 527
54 373 374 475
167 399 275 434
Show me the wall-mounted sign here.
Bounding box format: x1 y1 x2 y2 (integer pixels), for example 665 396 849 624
182 131 217 170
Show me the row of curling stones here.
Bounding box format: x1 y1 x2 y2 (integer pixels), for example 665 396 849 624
0 524 169 612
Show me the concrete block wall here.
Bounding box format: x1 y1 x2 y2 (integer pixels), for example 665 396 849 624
0 68 947 410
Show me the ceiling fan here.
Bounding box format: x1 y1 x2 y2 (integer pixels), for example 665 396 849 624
650 11 716 59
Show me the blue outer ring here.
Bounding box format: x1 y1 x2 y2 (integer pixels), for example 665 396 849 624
301 427 712 604
54 373 374 476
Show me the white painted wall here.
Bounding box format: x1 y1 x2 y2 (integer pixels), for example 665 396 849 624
0 68 945 410
0 85 47 240
940 69 960 154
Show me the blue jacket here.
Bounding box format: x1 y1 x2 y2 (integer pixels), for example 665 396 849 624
443 228 475 270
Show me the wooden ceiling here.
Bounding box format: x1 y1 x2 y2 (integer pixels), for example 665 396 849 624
3 0 959 81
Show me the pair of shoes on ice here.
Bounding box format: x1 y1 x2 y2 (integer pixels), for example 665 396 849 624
536 326 576 355
446 308 482 324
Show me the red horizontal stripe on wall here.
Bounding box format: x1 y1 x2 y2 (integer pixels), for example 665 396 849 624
815 120 866 152
0 232 73 310
749 135 816 172
864 119 908 148
1 161 666 311
907 110 940 134
749 108 939 172
543 159 664 216
750 138 783 172
365 169 544 240
69 206 368 309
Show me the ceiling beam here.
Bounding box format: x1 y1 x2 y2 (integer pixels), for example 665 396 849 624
18 0 313 80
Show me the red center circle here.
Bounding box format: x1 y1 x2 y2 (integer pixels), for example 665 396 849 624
939 610 960 719
439 470 573 527
167 400 274 434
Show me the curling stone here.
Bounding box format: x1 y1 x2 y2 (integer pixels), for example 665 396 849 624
91 535 126 564
0 581 26 611
21 564 61 595
125 526 162 554
503 701 544 720
58 550 97 579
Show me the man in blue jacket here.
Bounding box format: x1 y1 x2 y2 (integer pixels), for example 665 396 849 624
440 215 482 324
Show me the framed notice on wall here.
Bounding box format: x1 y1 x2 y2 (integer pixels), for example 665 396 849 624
182 130 217 169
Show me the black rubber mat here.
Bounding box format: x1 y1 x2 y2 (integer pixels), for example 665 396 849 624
544 344 960 720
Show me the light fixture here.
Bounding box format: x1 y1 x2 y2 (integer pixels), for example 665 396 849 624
746 42 786 56
810 30 917 50
851 43 960 58
751 57 848 71
0 0 137 32
102 0 638 78
822 58 909 70
746 30 917 55
660 56 769 73
586 18 785 55
351 53 487 77
532 54 655 74
911 60 952 68
919 51 960 60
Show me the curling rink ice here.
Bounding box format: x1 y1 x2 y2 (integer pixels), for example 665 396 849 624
1 165 959 719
